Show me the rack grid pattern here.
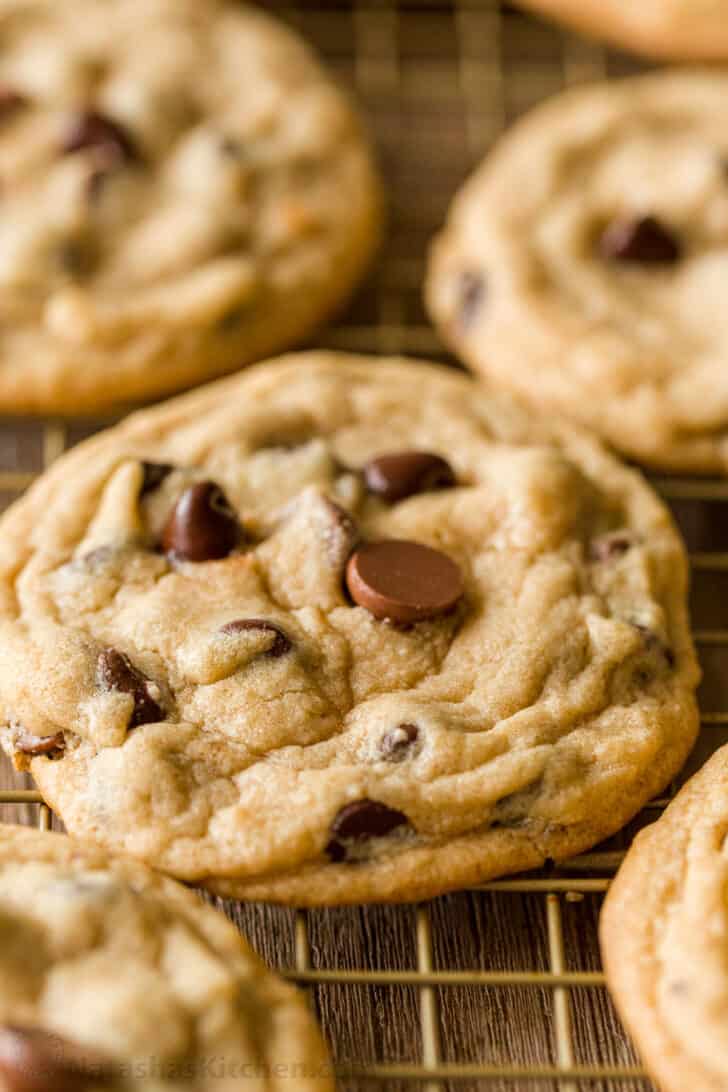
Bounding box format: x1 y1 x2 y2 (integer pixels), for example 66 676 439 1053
0 3 723 1089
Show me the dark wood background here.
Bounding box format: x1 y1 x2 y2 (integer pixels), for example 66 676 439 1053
1 4 722 1089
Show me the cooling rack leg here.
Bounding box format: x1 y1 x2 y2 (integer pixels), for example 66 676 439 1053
416 905 444 1092
547 893 578 1092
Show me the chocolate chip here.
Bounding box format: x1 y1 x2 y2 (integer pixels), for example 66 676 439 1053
346 539 464 622
96 648 163 728
632 624 675 670
326 799 409 861
458 270 485 330
219 619 292 658
139 461 174 496
598 215 681 264
364 452 456 504
589 532 632 562
14 731 65 759
162 481 241 562
0 86 26 119
61 110 138 164
379 723 419 761
0 1025 116 1092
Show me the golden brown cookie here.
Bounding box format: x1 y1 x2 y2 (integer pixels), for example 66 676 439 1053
427 71 728 473
601 746 728 1092
0 0 380 413
0 823 333 1090
0 352 700 904
514 0 728 62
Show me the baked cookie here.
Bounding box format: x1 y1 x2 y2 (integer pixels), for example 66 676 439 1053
0 352 699 905
0 823 333 1091
427 71 728 473
0 0 380 414
600 745 728 1092
514 0 728 62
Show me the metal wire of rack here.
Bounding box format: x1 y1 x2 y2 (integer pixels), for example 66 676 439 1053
0 3 725 1089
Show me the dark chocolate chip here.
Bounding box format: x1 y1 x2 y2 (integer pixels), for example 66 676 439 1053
364 452 455 504
0 86 26 119
346 539 464 622
632 624 675 670
61 110 138 164
326 799 409 861
56 239 95 277
598 215 681 264
379 723 419 761
0 1025 116 1092
139 461 174 496
458 270 486 330
589 532 632 562
96 648 163 729
219 136 245 159
162 481 241 562
219 619 292 658
14 731 65 759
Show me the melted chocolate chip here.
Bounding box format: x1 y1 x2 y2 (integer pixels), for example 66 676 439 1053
14 732 65 759
326 799 409 861
379 723 419 761
364 452 456 504
599 215 681 264
96 649 163 728
458 270 486 330
162 481 241 562
61 110 138 164
0 1025 116 1092
139 461 174 496
589 532 632 562
346 539 464 622
219 619 292 658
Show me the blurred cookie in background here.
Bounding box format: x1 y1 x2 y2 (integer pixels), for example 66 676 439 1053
0 0 381 413
427 71 728 473
513 0 728 61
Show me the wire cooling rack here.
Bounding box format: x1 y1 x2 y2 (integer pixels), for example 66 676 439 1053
0 3 724 1089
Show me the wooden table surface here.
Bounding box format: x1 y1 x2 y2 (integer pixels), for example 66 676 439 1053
0 5 722 1089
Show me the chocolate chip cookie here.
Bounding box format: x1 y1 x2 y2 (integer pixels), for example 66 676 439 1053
513 0 728 61
427 71 728 473
0 352 699 904
600 745 728 1092
0 0 380 413
0 823 333 1090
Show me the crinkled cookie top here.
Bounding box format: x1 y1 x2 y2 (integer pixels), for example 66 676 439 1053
601 745 728 1092
0 824 332 1091
0 0 379 411
0 353 699 904
427 71 728 472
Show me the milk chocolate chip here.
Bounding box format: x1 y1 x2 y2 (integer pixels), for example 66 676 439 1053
589 531 633 562
15 732 65 759
162 481 241 562
599 215 681 263
0 86 26 119
380 723 419 761
97 649 163 728
139 461 174 496
346 539 463 622
363 452 455 503
0 1025 116 1092
458 270 485 330
326 799 409 862
61 110 138 163
219 619 292 658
